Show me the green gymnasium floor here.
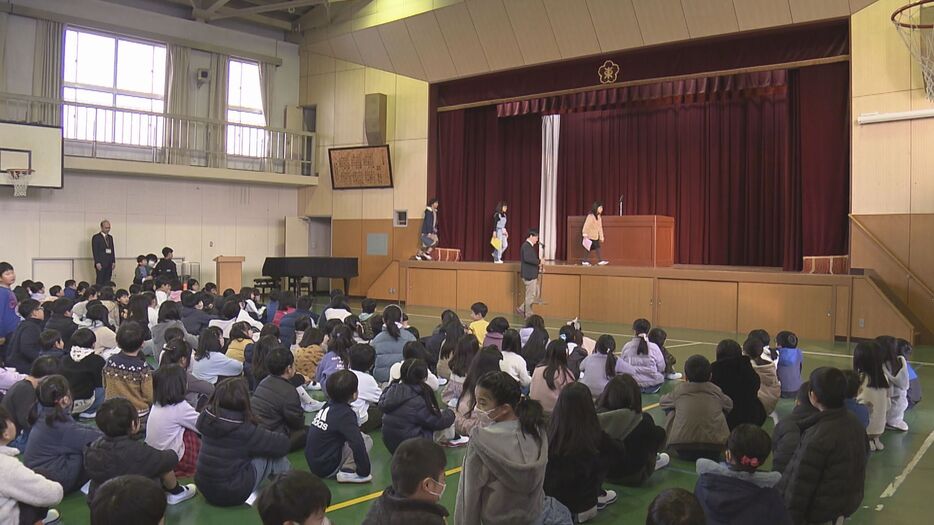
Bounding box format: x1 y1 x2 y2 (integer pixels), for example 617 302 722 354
53 304 934 524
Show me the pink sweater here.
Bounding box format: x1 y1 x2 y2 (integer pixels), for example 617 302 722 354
530 366 576 414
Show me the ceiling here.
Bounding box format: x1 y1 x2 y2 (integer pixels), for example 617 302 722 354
302 0 881 83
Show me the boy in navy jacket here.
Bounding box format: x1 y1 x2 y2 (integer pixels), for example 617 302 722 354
305 370 373 484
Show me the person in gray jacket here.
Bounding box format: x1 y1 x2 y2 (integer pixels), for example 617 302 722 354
454 371 572 525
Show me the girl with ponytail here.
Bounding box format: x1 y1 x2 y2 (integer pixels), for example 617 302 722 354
378 358 455 454
455 371 572 525
371 305 416 384
579 334 637 398
24 375 102 494
621 319 666 393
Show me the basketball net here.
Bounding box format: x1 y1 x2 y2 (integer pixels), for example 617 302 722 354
893 1 934 100
7 169 33 198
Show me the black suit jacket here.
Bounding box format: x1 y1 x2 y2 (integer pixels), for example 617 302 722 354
520 241 540 281
91 233 116 266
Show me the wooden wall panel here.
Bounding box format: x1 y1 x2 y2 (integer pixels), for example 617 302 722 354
528 274 581 320
851 277 914 342
358 219 394 296
406 268 457 308
330 220 363 294
853 214 910 264
908 214 934 296
850 225 909 303
579 275 654 323
835 284 850 339
392 219 422 261
456 270 516 315
737 283 833 342
367 260 400 301
657 279 737 332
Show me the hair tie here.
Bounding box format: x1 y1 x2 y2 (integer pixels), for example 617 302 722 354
639 333 649 342
559 333 567 341
740 456 760 468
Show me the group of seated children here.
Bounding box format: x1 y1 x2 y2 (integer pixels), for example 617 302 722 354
0 259 921 525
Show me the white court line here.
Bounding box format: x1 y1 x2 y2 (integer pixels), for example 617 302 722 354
404 313 934 366
880 429 934 498
665 342 705 349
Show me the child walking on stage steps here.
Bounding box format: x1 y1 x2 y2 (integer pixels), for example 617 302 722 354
491 201 509 263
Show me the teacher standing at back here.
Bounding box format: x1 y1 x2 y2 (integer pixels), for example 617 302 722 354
581 202 608 266
91 219 116 285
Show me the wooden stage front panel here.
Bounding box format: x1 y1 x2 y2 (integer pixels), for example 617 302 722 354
398 260 915 342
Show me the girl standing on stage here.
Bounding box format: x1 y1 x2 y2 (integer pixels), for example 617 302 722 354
582 202 608 266
417 198 440 261
492 201 509 263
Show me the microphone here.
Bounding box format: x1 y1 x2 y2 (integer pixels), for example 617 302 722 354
619 194 625 216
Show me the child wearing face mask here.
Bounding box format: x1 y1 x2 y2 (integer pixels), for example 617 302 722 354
454 371 573 525
364 438 449 523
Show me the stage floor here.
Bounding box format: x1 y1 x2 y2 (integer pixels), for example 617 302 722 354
397 259 910 343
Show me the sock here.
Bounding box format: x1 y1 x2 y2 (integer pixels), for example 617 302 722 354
166 483 185 495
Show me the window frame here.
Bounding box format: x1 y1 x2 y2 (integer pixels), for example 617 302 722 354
225 57 267 158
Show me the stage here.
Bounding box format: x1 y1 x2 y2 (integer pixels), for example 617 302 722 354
396 260 915 343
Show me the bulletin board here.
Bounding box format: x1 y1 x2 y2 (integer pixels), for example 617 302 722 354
328 144 393 190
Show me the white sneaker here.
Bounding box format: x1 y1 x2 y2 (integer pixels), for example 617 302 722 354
437 377 449 387
246 491 261 506
598 260 609 266
770 412 780 425
42 509 61 524
166 484 197 505
303 399 326 412
336 471 373 483
596 489 617 510
582 261 592 266
666 372 683 380
655 452 670 470
78 411 97 420
577 506 599 523
443 435 470 447
493 260 504 264
887 420 909 432
80 481 91 496
306 381 322 391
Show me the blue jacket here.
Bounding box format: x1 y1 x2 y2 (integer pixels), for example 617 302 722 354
777 347 804 394
845 398 870 429
378 382 455 454
279 308 318 347
305 401 371 478
0 286 20 341
5 318 43 374
372 328 417 383
315 351 344 389
695 470 791 525
24 411 102 494
181 306 216 336
421 208 437 235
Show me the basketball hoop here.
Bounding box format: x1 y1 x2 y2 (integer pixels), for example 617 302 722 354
893 0 934 100
6 169 34 198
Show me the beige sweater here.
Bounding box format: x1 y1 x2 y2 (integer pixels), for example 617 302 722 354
0 446 63 525
582 214 605 241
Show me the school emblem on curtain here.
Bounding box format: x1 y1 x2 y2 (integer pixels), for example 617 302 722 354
598 60 620 84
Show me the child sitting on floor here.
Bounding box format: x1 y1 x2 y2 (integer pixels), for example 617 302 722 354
660 355 733 461
349 344 383 432
579 334 636 398
379 358 456 454
646 488 706 525
0 356 59 452
146 364 202 478
305 370 373 484
621 319 666 393
251 348 309 452
103 321 154 424
771 383 818 473
694 424 789 525
389 341 441 390
24 375 102 495
364 438 450 524
84 397 197 504
467 302 489 340
649 328 683 381
89 475 166 525
776 331 803 398
0 406 63 525
711 339 766 429
256 470 332 525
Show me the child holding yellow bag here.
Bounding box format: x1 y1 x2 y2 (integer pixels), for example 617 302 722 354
491 201 509 263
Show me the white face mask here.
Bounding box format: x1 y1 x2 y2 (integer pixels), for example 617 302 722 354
426 477 446 498
474 404 499 426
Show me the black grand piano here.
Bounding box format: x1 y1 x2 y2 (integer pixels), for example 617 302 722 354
261 257 359 295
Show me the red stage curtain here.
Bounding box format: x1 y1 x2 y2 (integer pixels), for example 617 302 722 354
435 107 542 262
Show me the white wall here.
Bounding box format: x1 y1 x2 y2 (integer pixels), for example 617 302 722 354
0 172 297 285
0 0 303 287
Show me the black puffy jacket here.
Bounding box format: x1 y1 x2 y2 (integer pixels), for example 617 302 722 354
84 435 178 502
778 408 869 524
711 356 767 429
695 471 792 525
363 487 449 525
251 375 305 435
598 409 666 485
195 407 290 506
771 402 819 473
379 382 455 454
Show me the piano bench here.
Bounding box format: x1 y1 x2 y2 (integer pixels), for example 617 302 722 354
253 278 277 299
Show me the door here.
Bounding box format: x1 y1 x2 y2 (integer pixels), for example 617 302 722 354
284 217 310 256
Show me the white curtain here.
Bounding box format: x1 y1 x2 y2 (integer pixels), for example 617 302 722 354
258 61 274 158
31 19 64 125
207 52 229 167
539 114 560 260
164 43 191 164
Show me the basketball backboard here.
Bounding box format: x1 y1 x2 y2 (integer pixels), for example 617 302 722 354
0 121 63 189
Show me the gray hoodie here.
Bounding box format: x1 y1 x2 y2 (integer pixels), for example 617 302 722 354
455 419 548 525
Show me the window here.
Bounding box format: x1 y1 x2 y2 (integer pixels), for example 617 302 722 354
226 58 267 157
63 28 166 147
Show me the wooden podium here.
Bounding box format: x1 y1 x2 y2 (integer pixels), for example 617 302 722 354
567 215 674 266
213 256 245 291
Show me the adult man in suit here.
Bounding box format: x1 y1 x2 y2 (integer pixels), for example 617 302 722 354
517 228 543 319
91 220 115 286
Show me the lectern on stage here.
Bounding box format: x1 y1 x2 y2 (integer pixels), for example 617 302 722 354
214 256 245 291
567 215 674 267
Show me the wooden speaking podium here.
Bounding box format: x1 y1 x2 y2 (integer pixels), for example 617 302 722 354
567 215 674 267
213 256 245 291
